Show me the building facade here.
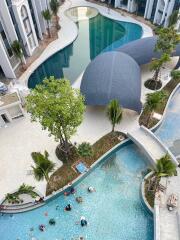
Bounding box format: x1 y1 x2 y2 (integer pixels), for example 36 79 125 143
0 0 49 80
114 0 180 27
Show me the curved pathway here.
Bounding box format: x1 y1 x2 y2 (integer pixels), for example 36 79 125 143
127 126 178 167
153 85 180 240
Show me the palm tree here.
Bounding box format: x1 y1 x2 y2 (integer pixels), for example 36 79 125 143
144 90 167 126
148 154 176 194
50 0 60 30
42 9 52 38
31 151 55 182
107 99 122 132
150 54 170 88
11 40 24 68
155 154 177 178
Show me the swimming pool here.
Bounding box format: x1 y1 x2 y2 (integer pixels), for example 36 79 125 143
28 7 142 88
155 86 180 156
0 142 153 240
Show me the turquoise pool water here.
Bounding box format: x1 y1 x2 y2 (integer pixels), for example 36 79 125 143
0 142 153 240
155 87 180 156
28 13 142 88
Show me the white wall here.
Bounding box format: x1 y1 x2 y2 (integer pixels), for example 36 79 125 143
0 0 18 42
30 0 44 39
164 0 176 27
144 0 155 19
0 40 16 79
127 0 137 13
12 0 39 56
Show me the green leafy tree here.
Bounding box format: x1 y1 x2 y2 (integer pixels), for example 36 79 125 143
42 9 52 38
11 40 24 67
144 90 167 126
50 0 60 29
171 69 180 80
155 27 180 55
78 142 93 158
31 151 55 182
107 99 122 132
26 77 85 160
150 27 180 84
168 10 180 27
155 154 177 178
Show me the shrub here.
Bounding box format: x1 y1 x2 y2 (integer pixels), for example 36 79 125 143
78 142 93 158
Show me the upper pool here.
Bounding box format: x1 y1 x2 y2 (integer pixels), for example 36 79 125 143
28 7 142 88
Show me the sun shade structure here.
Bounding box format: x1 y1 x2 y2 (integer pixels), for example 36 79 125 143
117 36 180 66
80 51 142 113
81 36 180 113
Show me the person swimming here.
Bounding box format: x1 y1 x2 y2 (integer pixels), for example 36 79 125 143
70 187 76 194
39 224 45 232
87 186 96 193
56 205 59 210
64 204 72 211
76 196 83 203
49 218 56 225
80 216 87 227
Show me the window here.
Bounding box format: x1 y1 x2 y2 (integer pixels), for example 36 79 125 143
21 5 28 19
28 34 35 49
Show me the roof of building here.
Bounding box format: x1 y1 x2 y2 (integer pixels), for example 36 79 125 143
0 92 20 109
80 51 142 113
80 36 180 113
117 36 180 65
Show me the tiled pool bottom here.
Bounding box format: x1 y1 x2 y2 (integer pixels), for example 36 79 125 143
0 143 153 240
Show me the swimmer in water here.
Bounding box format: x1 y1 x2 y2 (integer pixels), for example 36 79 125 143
64 204 72 211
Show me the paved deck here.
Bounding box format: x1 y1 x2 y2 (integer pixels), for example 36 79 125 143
127 126 178 166
155 168 180 240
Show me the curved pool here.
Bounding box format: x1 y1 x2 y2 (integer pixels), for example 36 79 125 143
155 86 180 156
0 142 153 240
28 7 142 88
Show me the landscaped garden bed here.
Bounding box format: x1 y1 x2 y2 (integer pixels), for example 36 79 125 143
144 174 157 208
139 76 180 128
46 131 126 195
3 184 39 206
144 79 162 90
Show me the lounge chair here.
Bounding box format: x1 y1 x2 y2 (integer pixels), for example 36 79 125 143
167 194 178 211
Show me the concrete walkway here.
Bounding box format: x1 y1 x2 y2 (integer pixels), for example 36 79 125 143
155 168 180 240
127 126 178 166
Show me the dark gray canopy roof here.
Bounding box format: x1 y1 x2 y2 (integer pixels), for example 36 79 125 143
118 36 180 65
80 51 142 113
80 36 180 113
